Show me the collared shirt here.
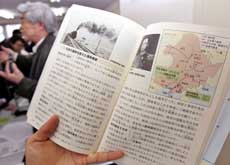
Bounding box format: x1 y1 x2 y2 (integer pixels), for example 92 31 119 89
32 37 45 53
12 36 46 61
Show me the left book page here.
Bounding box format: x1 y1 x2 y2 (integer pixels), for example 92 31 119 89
27 4 144 154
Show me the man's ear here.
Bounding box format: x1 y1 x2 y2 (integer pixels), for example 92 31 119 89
37 21 46 31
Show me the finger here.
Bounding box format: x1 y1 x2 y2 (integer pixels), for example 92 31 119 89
4 61 10 74
86 151 124 163
0 46 4 51
1 46 10 53
1 46 11 57
32 115 59 141
0 70 7 78
0 51 8 63
1 46 6 51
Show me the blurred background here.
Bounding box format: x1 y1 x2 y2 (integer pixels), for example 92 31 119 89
0 0 119 41
0 1 229 165
1 0 230 41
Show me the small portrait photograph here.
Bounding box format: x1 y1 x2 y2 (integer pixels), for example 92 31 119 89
62 21 119 60
132 34 160 71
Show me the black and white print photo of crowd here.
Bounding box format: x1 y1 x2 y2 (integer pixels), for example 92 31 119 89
62 21 119 60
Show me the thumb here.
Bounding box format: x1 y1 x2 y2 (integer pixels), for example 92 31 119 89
86 151 124 164
0 70 6 78
1 46 13 54
33 115 59 141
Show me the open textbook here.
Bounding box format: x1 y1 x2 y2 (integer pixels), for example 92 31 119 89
27 4 230 165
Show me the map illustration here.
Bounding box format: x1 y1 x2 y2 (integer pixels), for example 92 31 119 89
150 30 229 106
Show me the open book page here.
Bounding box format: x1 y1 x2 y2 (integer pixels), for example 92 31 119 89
27 4 144 154
98 23 230 165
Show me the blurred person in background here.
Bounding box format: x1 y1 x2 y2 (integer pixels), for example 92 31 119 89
8 34 26 53
0 31 25 111
1 29 26 54
0 2 57 100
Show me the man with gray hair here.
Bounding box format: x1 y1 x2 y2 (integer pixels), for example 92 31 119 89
0 2 57 100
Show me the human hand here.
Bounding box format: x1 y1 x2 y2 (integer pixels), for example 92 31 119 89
0 46 16 62
0 47 10 63
0 61 24 85
26 115 124 165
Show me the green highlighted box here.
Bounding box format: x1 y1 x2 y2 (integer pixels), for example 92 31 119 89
186 91 211 102
155 66 180 80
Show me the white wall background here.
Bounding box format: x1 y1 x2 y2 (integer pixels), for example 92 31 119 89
120 0 194 27
120 0 230 29
105 0 120 14
193 0 230 28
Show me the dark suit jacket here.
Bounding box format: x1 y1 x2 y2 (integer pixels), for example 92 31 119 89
15 33 55 100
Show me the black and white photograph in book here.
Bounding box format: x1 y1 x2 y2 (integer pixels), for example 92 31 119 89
132 34 160 71
62 21 119 60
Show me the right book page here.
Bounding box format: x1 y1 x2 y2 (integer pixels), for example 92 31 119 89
98 23 230 165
